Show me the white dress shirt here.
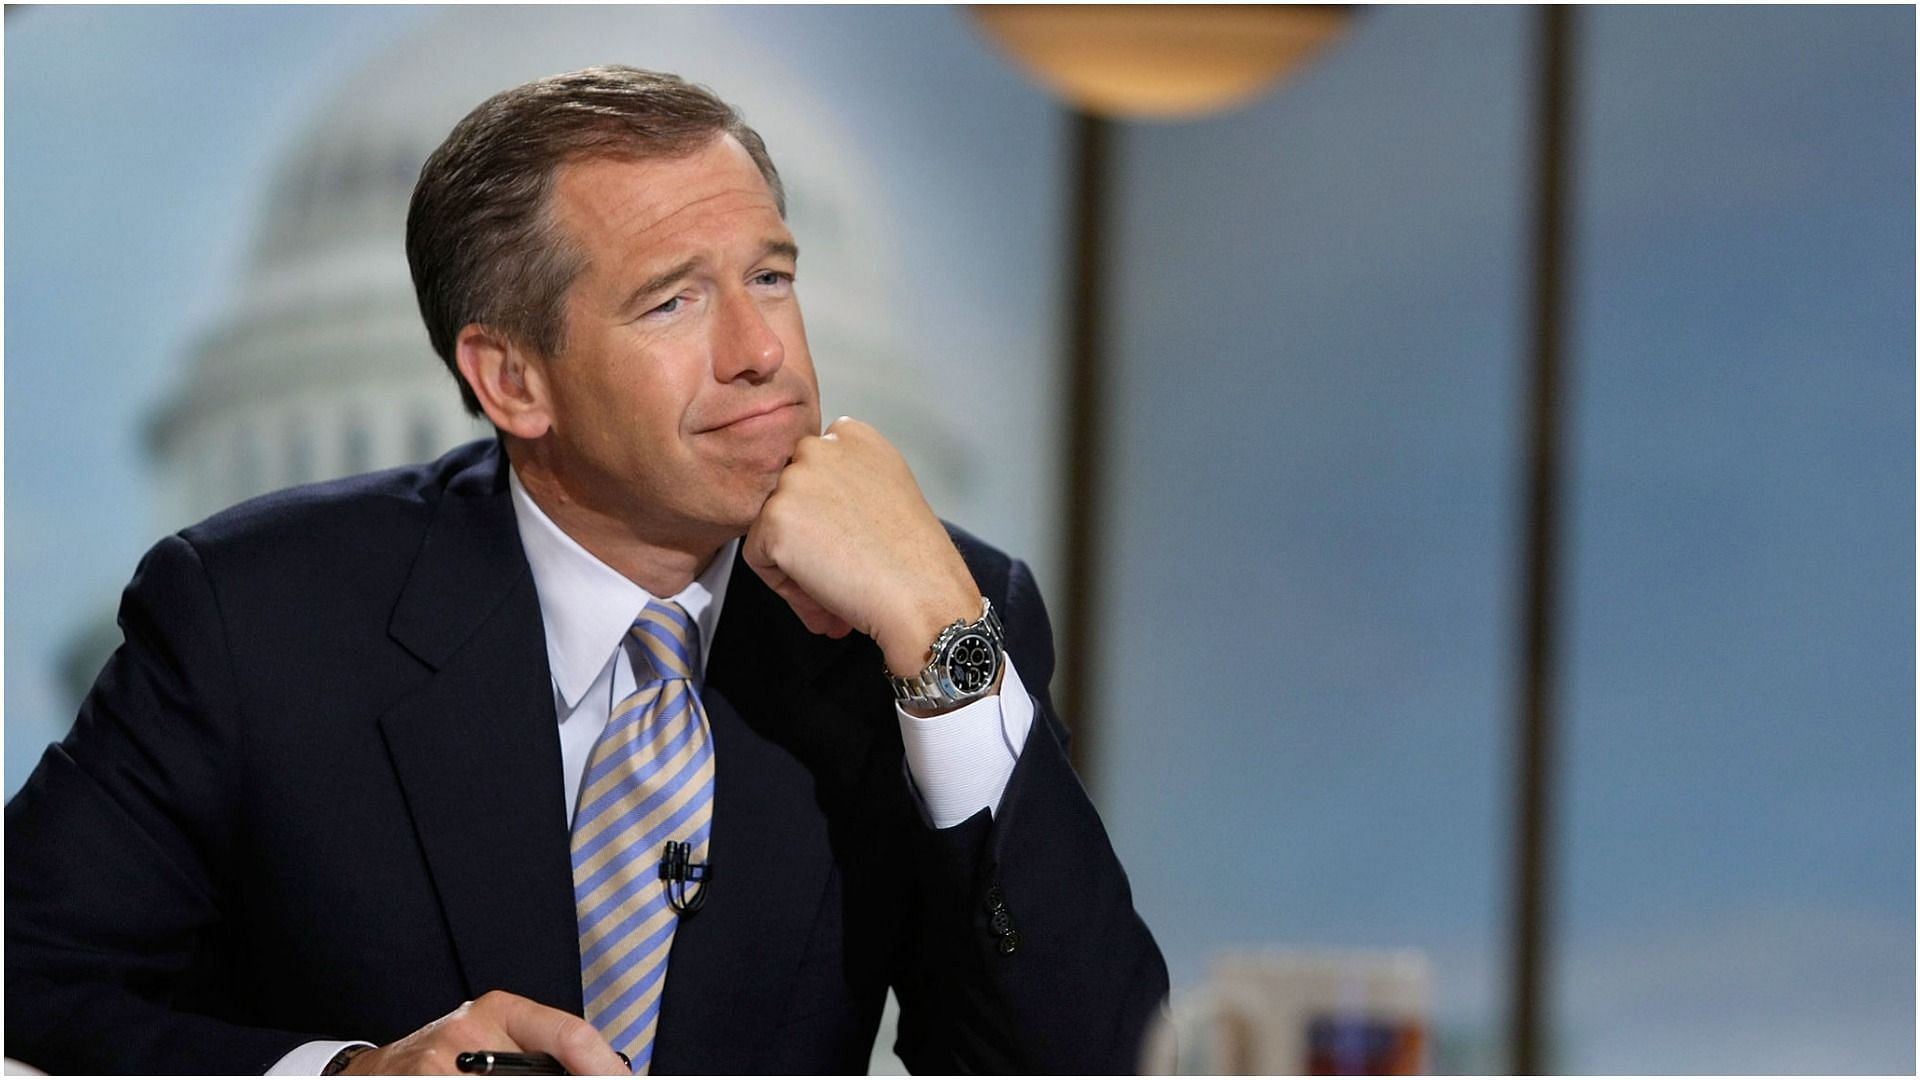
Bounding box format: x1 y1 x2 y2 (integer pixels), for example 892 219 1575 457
269 469 1033 1074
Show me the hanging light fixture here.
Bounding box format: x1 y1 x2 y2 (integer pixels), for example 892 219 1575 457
970 4 1349 120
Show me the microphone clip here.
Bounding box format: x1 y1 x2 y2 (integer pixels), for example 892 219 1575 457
658 840 711 914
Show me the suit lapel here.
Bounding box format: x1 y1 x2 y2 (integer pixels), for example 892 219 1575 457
377 445 584 1014
649 549 882 1073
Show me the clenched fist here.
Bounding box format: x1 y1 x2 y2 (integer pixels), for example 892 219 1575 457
742 417 982 680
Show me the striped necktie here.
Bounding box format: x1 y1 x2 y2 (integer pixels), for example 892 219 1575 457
570 599 715 1074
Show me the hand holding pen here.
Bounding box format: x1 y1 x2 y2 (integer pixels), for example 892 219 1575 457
335 991 628 1075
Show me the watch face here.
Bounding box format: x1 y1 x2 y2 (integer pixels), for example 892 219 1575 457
945 631 999 695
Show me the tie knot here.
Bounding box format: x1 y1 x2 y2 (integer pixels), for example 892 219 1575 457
629 600 698 683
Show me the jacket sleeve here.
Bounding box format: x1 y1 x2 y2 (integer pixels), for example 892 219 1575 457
891 553 1171 1073
5 534 325 1074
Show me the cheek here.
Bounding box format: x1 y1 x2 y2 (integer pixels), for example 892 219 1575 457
781 315 814 369
615 371 696 446
783 340 822 404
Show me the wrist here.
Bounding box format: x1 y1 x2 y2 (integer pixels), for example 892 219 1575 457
881 585 982 677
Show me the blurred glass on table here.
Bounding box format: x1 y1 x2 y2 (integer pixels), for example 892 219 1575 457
1143 949 1429 1075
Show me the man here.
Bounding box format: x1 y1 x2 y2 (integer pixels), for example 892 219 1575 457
6 67 1167 1074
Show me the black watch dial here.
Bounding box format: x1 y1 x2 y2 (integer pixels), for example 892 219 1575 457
946 631 1000 695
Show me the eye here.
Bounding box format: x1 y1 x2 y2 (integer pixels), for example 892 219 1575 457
638 291 698 322
751 270 794 288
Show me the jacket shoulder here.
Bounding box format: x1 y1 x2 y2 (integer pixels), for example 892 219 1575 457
177 441 495 559
164 439 501 605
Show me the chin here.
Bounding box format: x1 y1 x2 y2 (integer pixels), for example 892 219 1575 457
707 466 783 526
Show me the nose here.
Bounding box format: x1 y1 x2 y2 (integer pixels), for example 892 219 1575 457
714 290 785 384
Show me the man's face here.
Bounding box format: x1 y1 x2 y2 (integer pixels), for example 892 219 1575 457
531 135 821 546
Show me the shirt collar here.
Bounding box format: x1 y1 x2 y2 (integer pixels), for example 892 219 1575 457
507 466 736 711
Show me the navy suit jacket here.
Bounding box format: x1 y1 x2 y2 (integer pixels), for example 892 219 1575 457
6 440 1168 1074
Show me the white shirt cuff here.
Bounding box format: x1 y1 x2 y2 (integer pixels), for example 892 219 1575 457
896 656 1036 828
266 1039 372 1075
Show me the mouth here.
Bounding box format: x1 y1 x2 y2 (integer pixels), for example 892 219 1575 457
697 401 801 434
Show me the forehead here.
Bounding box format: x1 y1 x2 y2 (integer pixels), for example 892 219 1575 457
549 137 786 270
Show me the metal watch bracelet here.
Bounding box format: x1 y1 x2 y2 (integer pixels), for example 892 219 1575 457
888 596 1004 712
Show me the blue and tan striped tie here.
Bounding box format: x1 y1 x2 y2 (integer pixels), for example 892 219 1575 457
571 600 714 1074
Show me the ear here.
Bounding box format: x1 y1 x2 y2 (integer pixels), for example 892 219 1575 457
456 323 553 440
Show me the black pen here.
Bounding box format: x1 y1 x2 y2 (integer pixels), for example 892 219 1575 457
456 1051 565 1075
455 1050 632 1075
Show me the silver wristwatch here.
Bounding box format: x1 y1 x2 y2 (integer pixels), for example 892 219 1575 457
889 597 1005 711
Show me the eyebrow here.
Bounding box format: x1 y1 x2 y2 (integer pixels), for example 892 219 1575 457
617 239 801 317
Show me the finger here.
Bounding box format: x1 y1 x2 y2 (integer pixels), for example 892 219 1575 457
742 537 848 636
478 992 627 1076
740 522 777 575
783 588 854 638
767 572 854 638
